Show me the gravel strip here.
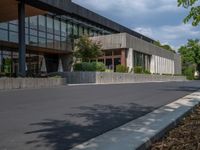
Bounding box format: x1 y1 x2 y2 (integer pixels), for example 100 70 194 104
150 105 200 150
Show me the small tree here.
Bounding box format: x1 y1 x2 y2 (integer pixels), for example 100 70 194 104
74 36 103 62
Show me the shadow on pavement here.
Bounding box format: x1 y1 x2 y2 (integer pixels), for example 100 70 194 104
161 86 200 92
25 103 155 150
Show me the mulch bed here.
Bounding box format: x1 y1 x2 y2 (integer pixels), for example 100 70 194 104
150 105 200 150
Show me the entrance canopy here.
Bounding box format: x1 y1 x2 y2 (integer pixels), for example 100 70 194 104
0 0 45 22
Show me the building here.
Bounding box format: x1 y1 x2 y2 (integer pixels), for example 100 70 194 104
0 0 181 77
91 33 182 74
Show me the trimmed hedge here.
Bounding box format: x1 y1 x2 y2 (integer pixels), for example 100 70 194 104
74 62 106 72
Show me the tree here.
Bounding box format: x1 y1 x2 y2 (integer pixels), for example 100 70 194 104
154 41 176 53
178 39 200 79
178 0 200 26
74 36 103 62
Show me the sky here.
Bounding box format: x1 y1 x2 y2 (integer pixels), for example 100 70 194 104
72 0 200 50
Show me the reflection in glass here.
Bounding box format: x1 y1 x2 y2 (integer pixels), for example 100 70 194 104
0 23 8 29
54 18 60 35
39 38 46 47
30 36 38 46
61 21 66 37
30 16 38 29
0 29 8 41
38 15 46 31
9 32 18 43
47 16 53 33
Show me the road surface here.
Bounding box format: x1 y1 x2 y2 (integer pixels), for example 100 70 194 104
0 81 200 150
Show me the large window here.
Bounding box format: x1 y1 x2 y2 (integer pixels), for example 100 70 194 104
0 29 8 41
47 16 53 33
0 14 115 51
29 16 38 30
134 51 150 71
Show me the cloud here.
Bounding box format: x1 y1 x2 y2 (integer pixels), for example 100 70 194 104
134 23 200 49
73 0 179 13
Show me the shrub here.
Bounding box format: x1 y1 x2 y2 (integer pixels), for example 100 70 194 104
183 66 195 80
116 65 128 73
93 62 106 72
73 63 83 71
134 66 143 74
143 70 151 74
73 62 106 72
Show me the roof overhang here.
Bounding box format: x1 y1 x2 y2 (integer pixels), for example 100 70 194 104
0 0 46 22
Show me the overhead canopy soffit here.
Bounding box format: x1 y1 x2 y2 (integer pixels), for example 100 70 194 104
0 0 46 22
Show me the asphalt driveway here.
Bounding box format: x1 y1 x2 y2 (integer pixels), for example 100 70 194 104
0 81 200 150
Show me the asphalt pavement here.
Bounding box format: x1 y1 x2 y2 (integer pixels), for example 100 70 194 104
0 81 200 150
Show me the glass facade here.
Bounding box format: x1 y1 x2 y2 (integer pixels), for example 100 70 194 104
0 13 114 51
134 51 151 71
0 13 115 77
0 49 44 77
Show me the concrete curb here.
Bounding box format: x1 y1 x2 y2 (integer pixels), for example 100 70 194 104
68 81 188 86
70 90 200 150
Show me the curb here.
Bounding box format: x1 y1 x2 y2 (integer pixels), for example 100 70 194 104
70 90 200 150
67 81 187 86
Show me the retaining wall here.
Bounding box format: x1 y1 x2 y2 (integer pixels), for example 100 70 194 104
53 72 187 84
0 78 66 90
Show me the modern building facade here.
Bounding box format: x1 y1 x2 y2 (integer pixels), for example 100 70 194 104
0 0 181 77
91 33 182 74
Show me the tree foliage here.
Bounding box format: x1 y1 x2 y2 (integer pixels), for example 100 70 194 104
178 39 200 79
178 0 200 26
154 41 176 53
74 36 103 62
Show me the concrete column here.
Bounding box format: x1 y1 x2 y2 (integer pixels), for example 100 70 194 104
121 49 126 66
18 0 26 77
61 54 73 72
126 48 133 71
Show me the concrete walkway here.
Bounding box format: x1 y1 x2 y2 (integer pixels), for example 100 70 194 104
71 90 200 150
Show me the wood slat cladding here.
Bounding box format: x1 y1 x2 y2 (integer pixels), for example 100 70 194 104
0 0 45 22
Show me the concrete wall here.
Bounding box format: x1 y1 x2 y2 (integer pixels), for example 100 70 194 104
0 78 66 90
91 33 174 60
174 53 182 74
150 55 175 74
56 72 187 84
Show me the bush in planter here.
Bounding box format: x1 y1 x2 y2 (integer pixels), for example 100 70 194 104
73 63 83 71
116 65 129 73
143 70 151 74
93 62 106 72
74 62 106 72
134 66 143 74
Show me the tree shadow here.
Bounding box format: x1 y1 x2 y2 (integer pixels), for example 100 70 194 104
161 86 200 92
25 103 155 150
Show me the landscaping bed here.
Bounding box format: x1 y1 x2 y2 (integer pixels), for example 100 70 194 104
150 105 200 150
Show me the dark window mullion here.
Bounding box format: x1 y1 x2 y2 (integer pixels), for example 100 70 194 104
37 16 39 46
45 15 47 48
53 16 55 49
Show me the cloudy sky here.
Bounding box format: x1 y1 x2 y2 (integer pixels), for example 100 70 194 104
73 0 200 50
